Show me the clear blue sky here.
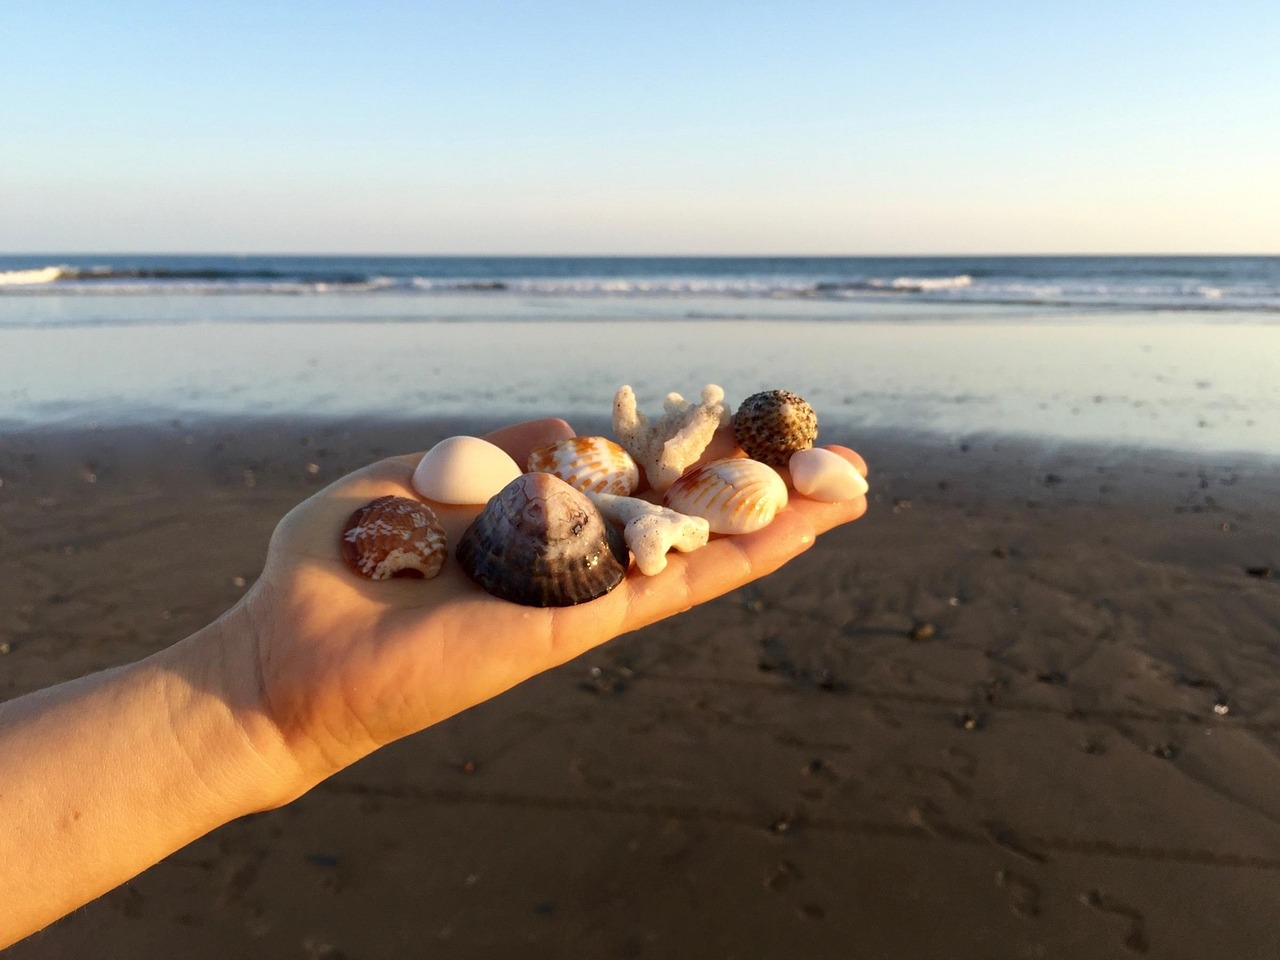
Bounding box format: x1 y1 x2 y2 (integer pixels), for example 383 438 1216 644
4 0 1277 254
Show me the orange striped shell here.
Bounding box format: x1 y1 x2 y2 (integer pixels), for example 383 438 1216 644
662 457 788 534
527 435 640 496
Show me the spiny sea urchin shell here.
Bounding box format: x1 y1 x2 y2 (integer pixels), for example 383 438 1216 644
527 436 640 496
455 472 629 607
731 390 818 468
341 495 447 580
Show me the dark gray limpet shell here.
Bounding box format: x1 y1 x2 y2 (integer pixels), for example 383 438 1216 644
456 472 629 607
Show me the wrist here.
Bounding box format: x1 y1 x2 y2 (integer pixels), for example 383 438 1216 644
150 603 311 818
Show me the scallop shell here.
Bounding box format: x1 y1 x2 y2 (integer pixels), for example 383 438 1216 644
456 472 629 607
732 390 818 468
340 496 447 580
662 457 788 534
789 447 869 502
412 436 522 505
527 436 640 496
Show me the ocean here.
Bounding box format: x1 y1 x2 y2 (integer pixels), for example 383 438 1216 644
1 255 1277 457
3 254 1280 316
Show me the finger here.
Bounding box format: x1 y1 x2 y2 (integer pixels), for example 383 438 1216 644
484 418 576 466
825 444 868 478
617 508 818 633
787 445 868 533
787 494 868 537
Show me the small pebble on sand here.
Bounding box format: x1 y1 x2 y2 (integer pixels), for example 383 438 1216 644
909 622 936 641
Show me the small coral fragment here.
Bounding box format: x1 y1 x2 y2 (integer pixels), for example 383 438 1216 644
612 384 729 492
587 491 710 576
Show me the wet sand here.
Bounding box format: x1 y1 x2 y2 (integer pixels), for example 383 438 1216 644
3 416 1279 959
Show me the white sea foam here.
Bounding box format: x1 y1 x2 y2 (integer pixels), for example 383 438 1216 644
0 265 66 286
886 274 973 292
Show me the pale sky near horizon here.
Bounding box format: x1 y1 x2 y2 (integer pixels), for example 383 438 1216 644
4 0 1278 255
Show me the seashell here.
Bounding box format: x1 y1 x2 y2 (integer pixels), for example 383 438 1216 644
613 384 730 492
662 457 788 534
456 472 629 607
340 495 447 580
587 491 709 576
412 436 522 505
789 447 869 502
732 390 818 468
527 436 640 496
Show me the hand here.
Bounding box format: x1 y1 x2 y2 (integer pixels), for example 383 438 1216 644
234 419 869 800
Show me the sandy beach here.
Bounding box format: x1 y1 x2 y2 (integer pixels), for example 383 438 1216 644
3 415 1278 958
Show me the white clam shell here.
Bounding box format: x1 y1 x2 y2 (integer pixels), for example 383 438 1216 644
527 436 639 496
662 457 788 534
411 436 522 505
789 448 868 502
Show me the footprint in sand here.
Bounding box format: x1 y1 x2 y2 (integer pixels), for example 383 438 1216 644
1080 889 1150 954
995 869 1042 919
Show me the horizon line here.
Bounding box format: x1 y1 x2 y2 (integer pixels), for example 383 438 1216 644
4 251 1279 259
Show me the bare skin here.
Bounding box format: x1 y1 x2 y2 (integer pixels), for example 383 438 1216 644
0 418 868 947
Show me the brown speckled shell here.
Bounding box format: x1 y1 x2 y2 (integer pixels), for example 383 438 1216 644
341 495 447 580
456 472 629 607
731 390 818 467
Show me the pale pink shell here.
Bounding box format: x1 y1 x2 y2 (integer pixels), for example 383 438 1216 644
662 457 788 534
341 496 447 580
789 447 868 501
527 436 639 496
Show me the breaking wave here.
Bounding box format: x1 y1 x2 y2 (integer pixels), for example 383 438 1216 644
2 257 1278 312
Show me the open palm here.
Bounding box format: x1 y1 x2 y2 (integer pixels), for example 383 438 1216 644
240 418 869 783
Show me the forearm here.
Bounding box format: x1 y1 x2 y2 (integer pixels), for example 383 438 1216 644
0 610 299 947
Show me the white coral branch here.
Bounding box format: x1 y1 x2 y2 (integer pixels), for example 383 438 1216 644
588 492 710 576
612 384 729 492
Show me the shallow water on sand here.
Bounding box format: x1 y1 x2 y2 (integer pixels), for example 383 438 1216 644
1 302 1276 457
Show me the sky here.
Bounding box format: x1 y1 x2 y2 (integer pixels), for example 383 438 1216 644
3 0 1278 254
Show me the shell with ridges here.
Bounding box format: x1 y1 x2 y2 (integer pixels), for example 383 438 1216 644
456 472 629 607
732 390 818 468
412 436 522 505
662 457 788 534
527 436 639 496
341 495 447 580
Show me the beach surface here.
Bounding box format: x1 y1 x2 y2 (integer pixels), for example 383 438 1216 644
4 415 1279 959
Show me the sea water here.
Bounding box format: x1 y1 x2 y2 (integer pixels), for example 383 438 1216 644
1 255 1277 456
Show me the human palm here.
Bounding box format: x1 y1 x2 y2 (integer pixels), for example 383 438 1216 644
240 418 868 785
